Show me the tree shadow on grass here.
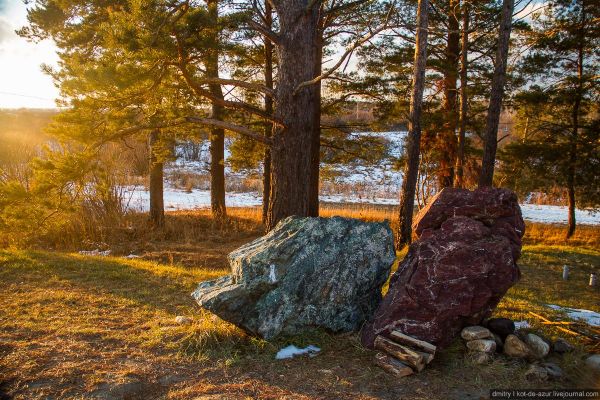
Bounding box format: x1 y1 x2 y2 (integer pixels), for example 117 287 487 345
1 250 226 315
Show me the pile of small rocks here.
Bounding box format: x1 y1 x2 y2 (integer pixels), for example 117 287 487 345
459 317 599 381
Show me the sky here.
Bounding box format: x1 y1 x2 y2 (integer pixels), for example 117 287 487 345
0 0 59 108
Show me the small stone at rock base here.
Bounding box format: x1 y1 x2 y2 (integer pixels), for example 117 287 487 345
469 351 493 365
461 326 493 341
486 318 515 339
525 364 548 381
525 333 550 359
492 333 504 352
540 362 563 379
585 354 600 373
504 334 530 358
175 316 193 325
553 338 575 354
466 339 496 353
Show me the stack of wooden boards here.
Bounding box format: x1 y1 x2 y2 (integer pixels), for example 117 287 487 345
373 330 437 376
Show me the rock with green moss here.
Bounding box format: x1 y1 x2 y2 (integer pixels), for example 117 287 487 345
192 216 396 340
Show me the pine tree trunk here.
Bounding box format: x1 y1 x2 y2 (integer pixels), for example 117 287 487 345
439 0 460 188
478 0 514 187
454 2 469 188
148 130 164 227
566 176 576 238
266 2 320 231
262 0 274 224
566 2 585 239
309 16 324 217
396 0 429 248
207 0 226 222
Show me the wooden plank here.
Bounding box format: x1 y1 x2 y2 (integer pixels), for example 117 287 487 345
374 335 425 371
528 311 580 336
389 330 436 354
415 349 434 364
374 352 414 377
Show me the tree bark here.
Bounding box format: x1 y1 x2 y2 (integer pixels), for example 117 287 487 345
438 0 460 188
266 2 321 230
566 0 586 238
206 0 226 222
478 0 514 187
148 130 164 227
262 0 274 224
454 1 469 188
396 0 429 248
309 11 324 217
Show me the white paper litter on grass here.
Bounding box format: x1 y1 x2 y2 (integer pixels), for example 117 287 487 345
514 320 531 329
275 345 320 360
547 304 600 327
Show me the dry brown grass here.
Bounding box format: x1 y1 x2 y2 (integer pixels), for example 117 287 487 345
26 202 599 261
91 205 598 268
523 222 600 249
321 204 600 250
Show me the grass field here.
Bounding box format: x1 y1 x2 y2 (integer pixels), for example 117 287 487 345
1 210 599 399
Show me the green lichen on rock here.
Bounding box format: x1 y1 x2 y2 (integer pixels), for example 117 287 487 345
192 216 396 340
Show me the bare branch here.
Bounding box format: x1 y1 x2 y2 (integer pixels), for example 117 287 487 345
97 116 272 147
185 117 273 145
174 34 281 124
248 19 280 45
293 3 394 94
325 0 371 16
177 62 281 125
199 77 274 97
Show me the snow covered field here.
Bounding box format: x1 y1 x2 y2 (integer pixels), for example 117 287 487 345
121 132 599 225
520 204 599 225
123 187 600 225
123 187 263 211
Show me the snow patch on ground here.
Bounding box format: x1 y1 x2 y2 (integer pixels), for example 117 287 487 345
275 345 321 360
123 187 262 212
547 305 600 327
514 320 531 329
520 204 598 225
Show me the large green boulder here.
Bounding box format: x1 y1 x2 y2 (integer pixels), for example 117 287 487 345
192 216 396 339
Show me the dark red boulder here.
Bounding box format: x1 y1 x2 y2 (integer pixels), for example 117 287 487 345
361 187 524 349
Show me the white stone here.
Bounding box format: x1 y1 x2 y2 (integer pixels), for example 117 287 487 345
467 339 497 353
504 334 530 358
525 333 550 359
585 354 600 373
461 326 493 341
